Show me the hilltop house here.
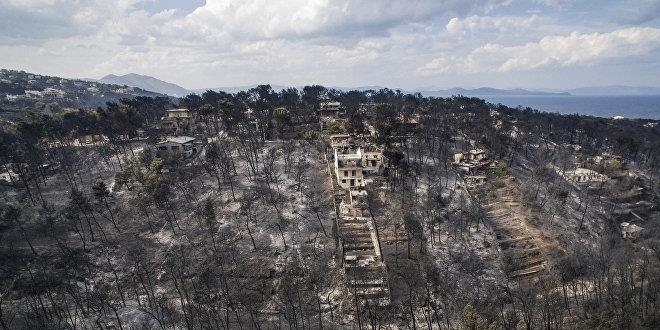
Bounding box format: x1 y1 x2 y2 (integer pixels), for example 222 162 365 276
42 88 65 98
154 136 197 157
160 108 193 132
453 149 489 173
334 147 365 189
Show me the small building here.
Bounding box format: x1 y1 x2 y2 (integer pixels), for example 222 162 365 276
361 146 384 174
586 154 624 168
43 88 65 98
564 168 609 184
77 134 108 146
396 114 420 132
467 149 487 162
161 108 193 131
25 90 42 98
320 100 343 117
620 222 643 239
335 147 365 189
329 134 353 148
155 136 197 157
455 162 476 173
453 149 488 173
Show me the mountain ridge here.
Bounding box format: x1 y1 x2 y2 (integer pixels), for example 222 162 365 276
98 73 189 97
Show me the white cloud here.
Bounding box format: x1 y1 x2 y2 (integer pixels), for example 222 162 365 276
445 14 541 35
535 0 572 8
181 0 510 40
0 0 144 40
420 27 660 74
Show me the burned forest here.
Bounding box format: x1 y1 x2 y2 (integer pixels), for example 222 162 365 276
2 84 660 330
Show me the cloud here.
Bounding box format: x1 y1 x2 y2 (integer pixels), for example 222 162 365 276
0 0 144 41
445 14 541 35
420 27 660 74
175 0 510 42
535 0 572 8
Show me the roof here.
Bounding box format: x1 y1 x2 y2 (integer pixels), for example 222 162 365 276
570 168 602 175
160 136 195 144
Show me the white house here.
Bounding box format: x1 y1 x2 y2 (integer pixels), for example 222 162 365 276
334 147 365 189
43 88 65 98
320 100 343 117
155 136 197 157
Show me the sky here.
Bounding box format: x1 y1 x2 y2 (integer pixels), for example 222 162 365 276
1 0 660 90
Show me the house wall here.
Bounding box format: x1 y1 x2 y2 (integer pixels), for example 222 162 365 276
336 166 364 189
155 142 195 157
362 152 383 173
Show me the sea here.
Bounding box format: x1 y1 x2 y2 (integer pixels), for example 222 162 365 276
478 95 660 120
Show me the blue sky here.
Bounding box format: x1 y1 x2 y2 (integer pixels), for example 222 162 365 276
1 0 660 90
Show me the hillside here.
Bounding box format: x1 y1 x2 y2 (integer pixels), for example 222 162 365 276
1 85 659 329
0 69 167 118
99 73 190 97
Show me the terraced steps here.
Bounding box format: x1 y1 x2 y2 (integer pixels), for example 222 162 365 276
468 175 548 280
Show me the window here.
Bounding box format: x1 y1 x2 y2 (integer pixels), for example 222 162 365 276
351 170 356 176
171 145 179 150
344 170 348 177
341 179 346 183
157 146 167 151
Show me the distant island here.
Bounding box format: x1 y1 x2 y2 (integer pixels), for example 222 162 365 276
418 87 571 97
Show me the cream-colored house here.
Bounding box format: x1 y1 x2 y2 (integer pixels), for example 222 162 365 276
335 147 365 189
361 147 384 174
320 100 342 113
161 108 193 131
